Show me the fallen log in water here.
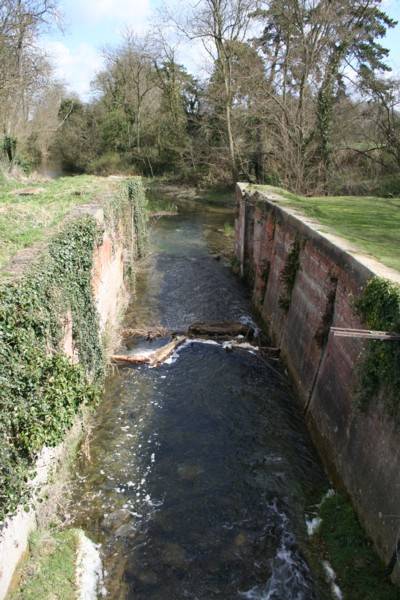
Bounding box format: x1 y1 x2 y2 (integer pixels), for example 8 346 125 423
112 336 186 366
112 333 270 368
187 321 252 338
121 321 255 341
121 326 170 340
260 346 280 356
148 211 179 219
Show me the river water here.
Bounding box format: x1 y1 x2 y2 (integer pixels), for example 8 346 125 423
70 192 330 599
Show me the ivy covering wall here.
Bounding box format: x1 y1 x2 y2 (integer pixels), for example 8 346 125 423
0 178 147 522
356 277 400 415
279 238 301 311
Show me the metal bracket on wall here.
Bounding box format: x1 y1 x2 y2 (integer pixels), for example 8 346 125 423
331 327 400 341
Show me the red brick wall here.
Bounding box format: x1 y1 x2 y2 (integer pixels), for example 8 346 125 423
235 184 400 579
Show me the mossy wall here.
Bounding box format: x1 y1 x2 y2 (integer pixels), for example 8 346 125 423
355 277 400 416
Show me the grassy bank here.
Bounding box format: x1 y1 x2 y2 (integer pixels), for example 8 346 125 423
255 185 400 272
0 175 126 272
10 529 79 600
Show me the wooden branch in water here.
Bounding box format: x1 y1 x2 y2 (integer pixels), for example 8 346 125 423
121 326 170 340
111 336 186 366
260 346 280 356
112 331 277 373
188 321 252 338
121 321 254 341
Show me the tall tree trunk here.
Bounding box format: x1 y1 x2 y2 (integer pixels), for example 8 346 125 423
225 93 237 180
317 47 345 192
220 48 237 181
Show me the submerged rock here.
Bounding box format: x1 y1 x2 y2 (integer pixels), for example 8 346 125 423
161 543 187 568
176 463 204 481
102 508 131 532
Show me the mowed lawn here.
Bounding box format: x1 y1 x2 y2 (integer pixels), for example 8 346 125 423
256 185 400 272
0 175 124 272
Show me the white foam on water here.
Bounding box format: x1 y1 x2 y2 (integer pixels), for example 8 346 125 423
305 488 336 538
240 501 314 600
322 560 344 600
322 489 335 502
163 338 221 365
306 517 322 536
76 530 106 599
163 338 259 366
239 314 261 337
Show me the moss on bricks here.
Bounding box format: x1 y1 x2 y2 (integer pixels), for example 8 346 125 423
314 493 399 600
279 238 301 312
355 277 400 416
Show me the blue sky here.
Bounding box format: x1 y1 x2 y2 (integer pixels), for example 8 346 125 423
384 0 400 71
42 0 163 98
42 0 400 99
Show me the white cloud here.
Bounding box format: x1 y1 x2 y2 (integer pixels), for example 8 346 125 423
39 0 155 98
43 40 105 99
78 0 152 24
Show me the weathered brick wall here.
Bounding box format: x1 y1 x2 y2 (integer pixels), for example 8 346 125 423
0 205 128 600
236 183 400 579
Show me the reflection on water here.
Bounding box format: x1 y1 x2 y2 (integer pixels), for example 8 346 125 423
70 195 329 599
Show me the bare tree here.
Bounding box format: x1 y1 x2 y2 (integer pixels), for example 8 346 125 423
0 0 60 165
97 32 158 153
254 0 395 193
164 0 260 180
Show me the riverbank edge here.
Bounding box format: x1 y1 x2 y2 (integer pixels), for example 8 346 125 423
235 182 400 585
0 178 146 599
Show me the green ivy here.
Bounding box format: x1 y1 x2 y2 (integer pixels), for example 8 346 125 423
0 217 103 521
0 178 147 522
128 179 148 258
315 493 399 600
355 277 400 414
279 238 301 311
105 177 148 263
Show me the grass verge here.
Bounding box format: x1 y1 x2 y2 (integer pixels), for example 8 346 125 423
9 529 79 600
0 175 126 272
254 185 400 272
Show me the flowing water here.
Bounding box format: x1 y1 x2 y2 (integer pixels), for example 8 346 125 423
70 193 330 599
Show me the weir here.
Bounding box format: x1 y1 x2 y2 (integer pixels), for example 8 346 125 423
67 192 332 599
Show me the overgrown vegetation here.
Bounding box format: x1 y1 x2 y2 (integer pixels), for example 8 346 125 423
315 493 399 600
0 217 103 522
105 177 148 263
279 239 301 311
355 277 400 415
0 178 146 522
257 185 400 272
128 179 148 258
